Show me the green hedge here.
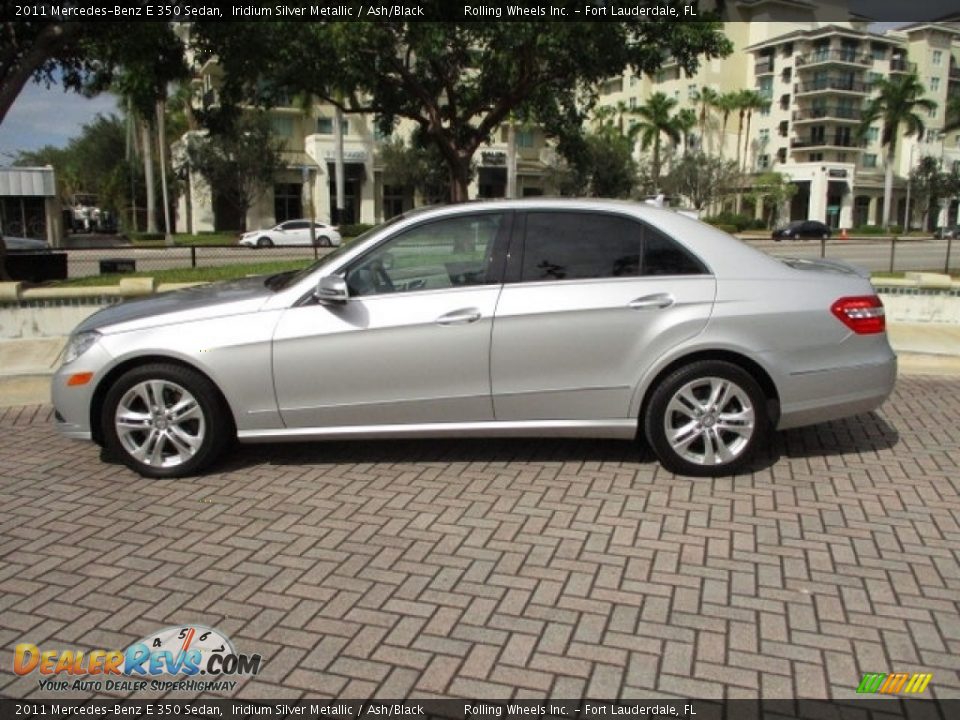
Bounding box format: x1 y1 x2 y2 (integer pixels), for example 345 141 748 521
337 223 377 238
702 213 766 232
852 224 903 235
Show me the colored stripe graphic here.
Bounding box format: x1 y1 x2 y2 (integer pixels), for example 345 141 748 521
857 672 932 694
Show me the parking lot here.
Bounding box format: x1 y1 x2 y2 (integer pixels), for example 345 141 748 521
1 376 958 700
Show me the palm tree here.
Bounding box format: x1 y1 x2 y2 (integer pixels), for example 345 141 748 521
739 90 770 172
674 107 698 156
858 74 937 228
715 91 740 160
629 92 680 190
694 86 719 154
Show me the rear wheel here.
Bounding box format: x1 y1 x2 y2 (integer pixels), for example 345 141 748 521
257 236 273 248
101 363 232 478
644 360 770 477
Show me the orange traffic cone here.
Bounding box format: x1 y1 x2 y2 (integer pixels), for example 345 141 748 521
840 228 848 240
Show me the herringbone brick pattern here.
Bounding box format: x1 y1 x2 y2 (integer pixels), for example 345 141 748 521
0 377 958 700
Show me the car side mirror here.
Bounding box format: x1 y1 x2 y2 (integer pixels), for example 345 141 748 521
315 275 349 304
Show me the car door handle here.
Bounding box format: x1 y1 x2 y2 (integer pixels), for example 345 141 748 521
629 293 675 310
435 308 483 325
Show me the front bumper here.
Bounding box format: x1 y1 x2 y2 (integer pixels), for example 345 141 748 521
51 344 114 442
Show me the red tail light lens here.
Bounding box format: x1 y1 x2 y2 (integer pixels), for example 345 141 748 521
831 295 885 334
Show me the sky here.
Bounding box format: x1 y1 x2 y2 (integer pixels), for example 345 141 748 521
0 81 119 163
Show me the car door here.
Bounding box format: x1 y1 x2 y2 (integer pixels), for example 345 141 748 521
276 220 307 246
272 211 510 428
490 211 716 421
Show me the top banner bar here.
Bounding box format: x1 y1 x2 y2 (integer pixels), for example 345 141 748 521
4 1 959 23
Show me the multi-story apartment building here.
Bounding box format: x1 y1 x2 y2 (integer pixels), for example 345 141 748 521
597 5 960 229
178 7 960 234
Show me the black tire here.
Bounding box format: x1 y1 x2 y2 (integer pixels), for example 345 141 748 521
101 363 232 479
644 360 770 477
318 235 331 247
257 236 273 248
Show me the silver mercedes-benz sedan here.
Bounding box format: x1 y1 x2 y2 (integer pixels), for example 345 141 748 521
52 200 896 478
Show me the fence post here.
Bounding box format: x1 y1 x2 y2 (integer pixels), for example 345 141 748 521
820 236 826 259
191 246 197 268
946 234 954 275
889 234 897 273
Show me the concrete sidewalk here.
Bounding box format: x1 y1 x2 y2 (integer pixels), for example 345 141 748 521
2 324 959 408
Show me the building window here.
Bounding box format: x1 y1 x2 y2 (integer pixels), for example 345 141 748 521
930 77 940 91
629 74 638 87
809 153 824 162
778 121 789 137
777 147 787 164
758 154 770 169
932 50 942 65
757 76 773 99
317 117 349 135
516 130 534 148
629 96 637 109
688 84 697 100
865 127 879 142
759 128 770 142
871 44 887 61
274 183 302 223
782 43 793 57
868 71 883 86
780 94 790 110
782 67 792 83
655 70 666 83
928 107 937 119
270 115 294 138
863 154 878 168
838 153 848 162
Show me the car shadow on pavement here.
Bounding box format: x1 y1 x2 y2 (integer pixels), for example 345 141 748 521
214 411 898 477
748 410 900 471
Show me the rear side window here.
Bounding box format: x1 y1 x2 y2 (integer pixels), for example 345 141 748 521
520 212 706 282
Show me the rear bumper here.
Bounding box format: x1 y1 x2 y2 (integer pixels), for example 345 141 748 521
776 352 897 430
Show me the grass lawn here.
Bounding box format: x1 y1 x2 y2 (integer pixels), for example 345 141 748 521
56 259 312 287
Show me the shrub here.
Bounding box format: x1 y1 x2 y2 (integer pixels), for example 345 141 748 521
336 223 377 238
712 224 738 234
852 224 902 235
702 212 757 232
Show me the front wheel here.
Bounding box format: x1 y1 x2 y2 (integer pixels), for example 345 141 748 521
257 236 273 248
101 363 232 478
644 360 770 477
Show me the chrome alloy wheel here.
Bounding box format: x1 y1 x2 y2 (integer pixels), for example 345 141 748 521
114 380 206 468
663 376 756 466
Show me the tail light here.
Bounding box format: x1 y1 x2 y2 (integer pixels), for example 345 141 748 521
831 295 885 334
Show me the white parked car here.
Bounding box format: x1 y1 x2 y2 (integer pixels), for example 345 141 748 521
239 220 341 248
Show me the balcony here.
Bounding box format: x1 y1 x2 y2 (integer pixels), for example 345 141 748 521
890 58 917 73
795 78 870 95
792 106 863 122
950 64 960 80
791 135 864 149
796 49 872 68
755 58 774 75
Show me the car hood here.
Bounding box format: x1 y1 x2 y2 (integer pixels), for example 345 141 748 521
73 275 276 334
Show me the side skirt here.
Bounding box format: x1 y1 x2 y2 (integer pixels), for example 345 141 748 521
237 419 638 443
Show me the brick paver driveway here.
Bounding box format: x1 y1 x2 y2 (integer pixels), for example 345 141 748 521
1 376 958 701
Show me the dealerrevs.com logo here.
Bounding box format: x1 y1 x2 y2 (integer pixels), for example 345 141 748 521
14 625 261 693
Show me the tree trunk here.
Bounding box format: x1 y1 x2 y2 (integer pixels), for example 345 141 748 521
653 136 661 192
448 158 471 203
334 106 345 223
743 113 753 172
506 122 517 199
0 235 10 282
883 146 895 228
735 111 745 170
156 101 173 244
141 120 158 233
719 115 728 159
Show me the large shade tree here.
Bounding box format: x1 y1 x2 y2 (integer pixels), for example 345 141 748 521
858 74 937 228
191 15 732 202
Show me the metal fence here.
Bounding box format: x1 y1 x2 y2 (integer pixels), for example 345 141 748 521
61 243 331 280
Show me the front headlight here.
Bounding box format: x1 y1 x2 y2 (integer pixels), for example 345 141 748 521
62 331 101 365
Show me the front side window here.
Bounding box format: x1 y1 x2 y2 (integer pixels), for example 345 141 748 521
282 221 309 231
520 212 706 282
346 213 503 296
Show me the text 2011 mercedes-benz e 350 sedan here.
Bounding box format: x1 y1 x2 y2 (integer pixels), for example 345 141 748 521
53 200 896 478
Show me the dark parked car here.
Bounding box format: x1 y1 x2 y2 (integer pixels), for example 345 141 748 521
933 226 959 240
3 235 51 252
772 220 832 241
